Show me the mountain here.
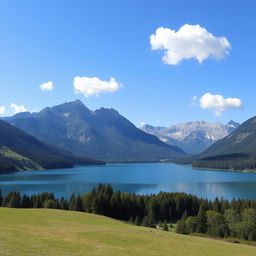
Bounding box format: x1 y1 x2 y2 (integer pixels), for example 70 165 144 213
141 120 240 154
192 116 256 171
0 120 103 174
3 100 187 162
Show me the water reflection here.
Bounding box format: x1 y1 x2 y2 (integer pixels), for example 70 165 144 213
0 163 256 200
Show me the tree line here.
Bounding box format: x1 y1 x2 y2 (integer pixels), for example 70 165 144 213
192 153 256 171
1 184 256 241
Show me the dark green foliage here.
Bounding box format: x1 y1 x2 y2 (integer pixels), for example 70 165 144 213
69 193 76 211
234 208 256 240
141 216 149 227
163 222 169 231
75 195 84 212
2 191 21 208
59 197 69 210
21 194 31 208
195 202 208 233
206 210 227 237
224 209 240 237
176 219 189 234
128 216 134 223
44 199 57 209
134 216 140 226
1 184 256 242
185 216 197 233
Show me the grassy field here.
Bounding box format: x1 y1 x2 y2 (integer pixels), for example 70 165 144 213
0 208 255 256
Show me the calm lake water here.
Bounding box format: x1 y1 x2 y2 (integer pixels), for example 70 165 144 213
1 163 256 200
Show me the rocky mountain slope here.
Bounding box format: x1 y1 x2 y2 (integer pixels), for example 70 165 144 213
3 100 186 162
192 116 256 171
141 120 239 154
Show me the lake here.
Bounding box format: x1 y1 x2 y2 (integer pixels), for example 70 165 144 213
1 163 256 200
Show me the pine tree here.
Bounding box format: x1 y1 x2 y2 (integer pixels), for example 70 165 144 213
163 222 169 231
0 189 2 206
7 192 21 208
196 202 208 233
75 195 83 212
142 216 149 227
134 216 140 226
21 194 31 208
128 216 134 223
69 193 76 211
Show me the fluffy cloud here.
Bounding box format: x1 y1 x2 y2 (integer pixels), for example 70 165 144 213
150 24 231 65
199 93 242 116
10 103 27 114
73 76 122 97
39 81 54 91
0 106 5 115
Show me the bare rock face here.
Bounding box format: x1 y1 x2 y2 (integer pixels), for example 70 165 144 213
141 120 240 154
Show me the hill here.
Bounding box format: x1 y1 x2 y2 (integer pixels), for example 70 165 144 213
0 120 103 174
0 208 255 256
141 120 239 154
3 100 186 162
192 116 256 171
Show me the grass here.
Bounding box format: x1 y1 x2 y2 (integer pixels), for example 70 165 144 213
0 208 255 256
0 147 28 161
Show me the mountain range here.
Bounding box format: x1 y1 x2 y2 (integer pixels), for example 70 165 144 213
191 116 256 171
141 120 240 154
0 119 103 174
3 100 187 162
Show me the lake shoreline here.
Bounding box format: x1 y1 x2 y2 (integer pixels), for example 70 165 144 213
1 163 256 200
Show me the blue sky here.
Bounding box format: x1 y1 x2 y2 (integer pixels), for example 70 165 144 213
0 0 255 126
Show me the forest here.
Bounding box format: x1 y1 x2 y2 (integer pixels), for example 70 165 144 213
1 184 256 242
192 153 256 171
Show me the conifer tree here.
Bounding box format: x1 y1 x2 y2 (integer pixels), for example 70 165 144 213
75 195 84 212
69 193 76 211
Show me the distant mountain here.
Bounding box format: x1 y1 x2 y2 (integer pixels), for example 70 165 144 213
0 120 103 174
3 100 186 162
192 116 256 171
141 120 240 154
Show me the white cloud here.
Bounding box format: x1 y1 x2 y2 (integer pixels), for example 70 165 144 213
150 24 231 65
39 81 54 91
0 106 5 115
140 122 145 126
199 93 242 116
10 103 27 114
73 75 122 97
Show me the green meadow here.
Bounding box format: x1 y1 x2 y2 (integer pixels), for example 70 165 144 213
0 208 255 256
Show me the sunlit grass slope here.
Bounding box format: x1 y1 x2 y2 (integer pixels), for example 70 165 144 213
0 208 255 256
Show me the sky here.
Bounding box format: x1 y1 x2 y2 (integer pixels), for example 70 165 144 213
0 0 255 127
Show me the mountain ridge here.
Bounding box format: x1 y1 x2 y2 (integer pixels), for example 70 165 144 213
191 116 256 171
0 119 104 174
3 100 187 162
141 120 240 154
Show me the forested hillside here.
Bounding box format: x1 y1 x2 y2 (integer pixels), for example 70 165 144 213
191 116 256 171
0 120 103 174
